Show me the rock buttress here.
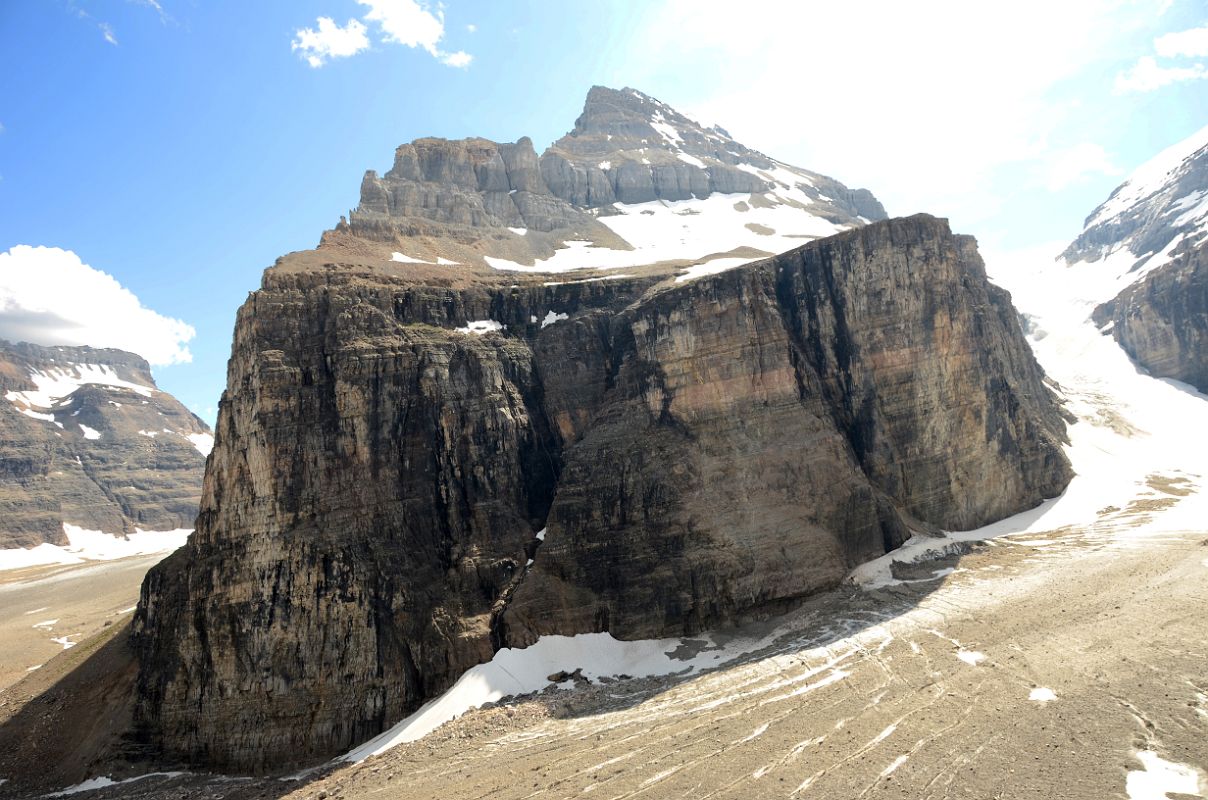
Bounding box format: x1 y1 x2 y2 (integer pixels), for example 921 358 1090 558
133 215 1070 771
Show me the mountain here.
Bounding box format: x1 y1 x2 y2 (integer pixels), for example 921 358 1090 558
0 340 211 553
340 85 885 275
1062 123 1208 270
1059 124 1208 394
127 87 1070 772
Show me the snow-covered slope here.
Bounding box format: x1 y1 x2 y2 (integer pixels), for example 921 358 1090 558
1061 122 1208 287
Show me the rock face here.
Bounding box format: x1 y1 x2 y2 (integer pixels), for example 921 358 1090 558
0 341 211 549
133 214 1070 772
541 86 885 223
1093 244 1208 392
342 86 886 270
1063 123 1208 392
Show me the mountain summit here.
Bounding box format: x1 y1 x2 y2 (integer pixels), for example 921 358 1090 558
338 86 885 277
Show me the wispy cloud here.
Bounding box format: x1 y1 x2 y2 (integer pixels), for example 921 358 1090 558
66 1 121 46
1116 55 1208 92
293 0 472 69
1040 143 1123 191
1116 23 1208 93
127 0 173 26
292 17 370 68
1155 24 1208 57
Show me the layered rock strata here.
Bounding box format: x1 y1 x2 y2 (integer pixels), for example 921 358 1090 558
0 341 211 548
343 86 885 268
133 214 1070 771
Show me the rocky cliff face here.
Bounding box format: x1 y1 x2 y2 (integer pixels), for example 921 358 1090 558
133 214 1070 772
1062 124 1208 392
0 341 211 549
1093 244 1208 392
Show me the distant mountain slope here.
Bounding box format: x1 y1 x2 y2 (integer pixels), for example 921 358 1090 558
0 340 211 552
1061 123 1208 393
338 85 886 277
1063 123 1208 272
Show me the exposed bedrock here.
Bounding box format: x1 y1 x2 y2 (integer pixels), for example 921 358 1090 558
1094 243 1208 393
132 214 1070 771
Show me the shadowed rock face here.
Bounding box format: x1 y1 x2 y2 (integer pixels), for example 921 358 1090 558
132 215 1070 772
0 341 210 548
1094 243 1208 393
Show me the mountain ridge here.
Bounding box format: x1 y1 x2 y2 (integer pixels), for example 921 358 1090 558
0 339 211 551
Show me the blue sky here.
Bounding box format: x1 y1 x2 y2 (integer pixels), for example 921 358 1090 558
0 0 1205 423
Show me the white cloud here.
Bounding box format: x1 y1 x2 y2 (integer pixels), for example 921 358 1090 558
0 246 195 366
1115 23 1208 93
99 22 118 45
440 50 472 68
292 17 370 68
357 0 473 67
1115 55 1208 92
466 23 477 33
1041 142 1123 191
624 0 1176 227
295 1 472 68
1155 24 1208 57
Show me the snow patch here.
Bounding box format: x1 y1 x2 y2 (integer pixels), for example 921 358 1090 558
508 227 528 236
5 364 155 414
956 650 986 666
649 111 683 147
185 432 214 456
391 253 461 267
737 722 770 744
880 754 909 778
16 407 59 426
0 524 191 571
676 152 706 168
598 161 611 171
1125 751 1207 800
78 424 101 440
455 320 505 335
1029 687 1057 702
47 773 188 797
343 621 800 762
675 257 757 283
540 311 568 329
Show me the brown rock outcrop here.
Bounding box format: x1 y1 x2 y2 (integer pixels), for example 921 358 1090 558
132 214 1070 772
